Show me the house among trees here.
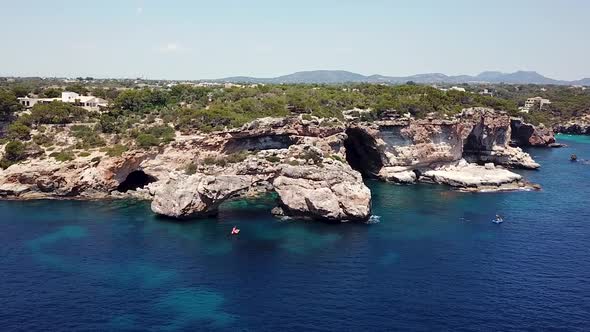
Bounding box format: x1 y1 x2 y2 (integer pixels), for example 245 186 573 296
18 91 108 111
519 96 551 113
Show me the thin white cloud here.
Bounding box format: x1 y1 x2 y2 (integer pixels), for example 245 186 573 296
158 43 185 54
136 7 143 15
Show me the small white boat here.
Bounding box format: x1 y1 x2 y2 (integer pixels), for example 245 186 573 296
492 217 504 224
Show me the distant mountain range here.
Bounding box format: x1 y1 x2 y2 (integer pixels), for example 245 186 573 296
212 70 590 86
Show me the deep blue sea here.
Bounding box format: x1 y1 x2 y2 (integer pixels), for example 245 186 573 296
1 134 589 331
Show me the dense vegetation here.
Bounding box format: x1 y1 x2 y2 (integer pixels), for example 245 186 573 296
1 77 590 168
98 83 522 131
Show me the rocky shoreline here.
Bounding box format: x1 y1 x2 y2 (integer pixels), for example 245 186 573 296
553 115 590 135
510 118 556 147
0 108 548 222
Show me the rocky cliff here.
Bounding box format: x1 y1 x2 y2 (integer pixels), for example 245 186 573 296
0 150 155 199
510 118 556 146
0 110 541 221
554 116 590 135
0 117 372 222
459 108 540 169
344 108 539 186
150 146 371 221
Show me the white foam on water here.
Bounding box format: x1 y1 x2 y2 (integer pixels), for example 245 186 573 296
366 215 381 224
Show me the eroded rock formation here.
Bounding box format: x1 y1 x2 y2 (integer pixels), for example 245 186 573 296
272 164 371 221
510 118 556 146
459 108 539 169
554 116 590 135
344 108 540 188
421 160 534 192
150 118 371 221
0 109 542 221
0 150 155 198
152 173 270 218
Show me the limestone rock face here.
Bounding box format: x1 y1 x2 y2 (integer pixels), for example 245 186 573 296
0 111 541 221
273 164 371 221
554 116 590 135
345 108 540 181
342 108 540 190
0 116 372 222
0 150 155 199
462 145 540 170
459 108 510 151
459 108 540 169
510 118 556 146
377 167 417 184
149 117 371 221
421 160 533 192
346 119 462 172
151 173 266 218
151 161 372 221
0 182 31 196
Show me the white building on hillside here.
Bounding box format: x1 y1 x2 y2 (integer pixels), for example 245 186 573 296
438 86 467 93
479 88 493 96
18 91 108 111
449 86 466 92
18 96 58 108
522 96 551 111
518 96 551 113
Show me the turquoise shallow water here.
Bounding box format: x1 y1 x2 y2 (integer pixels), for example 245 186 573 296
1 134 589 331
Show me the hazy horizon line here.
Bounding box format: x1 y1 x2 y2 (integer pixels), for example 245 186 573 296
2 68 589 82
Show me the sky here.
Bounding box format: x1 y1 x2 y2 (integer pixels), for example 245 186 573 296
1 0 589 80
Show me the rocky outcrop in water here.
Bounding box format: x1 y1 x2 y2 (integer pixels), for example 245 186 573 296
150 118 372 221
154 119 372 221
347 118 463 171
0 110 541 221
421 159 535 191
510 118 556 146
0 117 373 221
0 150 155 199
151 173 270 218
459 108 539 169
272 163 371 221
346 118 463 182
344 108 539 188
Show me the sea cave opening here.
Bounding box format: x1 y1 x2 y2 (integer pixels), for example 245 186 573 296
116 170 156 192
463 125 483 154
344 127 383 178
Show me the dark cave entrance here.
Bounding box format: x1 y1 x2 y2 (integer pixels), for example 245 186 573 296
117 170 156 192
463 124 484 154
344 127 383 178
463 131 481 154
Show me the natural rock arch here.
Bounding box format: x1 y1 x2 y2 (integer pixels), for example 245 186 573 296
151 164 372 222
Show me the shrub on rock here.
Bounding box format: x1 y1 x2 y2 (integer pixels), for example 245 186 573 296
7 122 31 140
136 133 159 148
49 150 74 162
0 140 27 169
